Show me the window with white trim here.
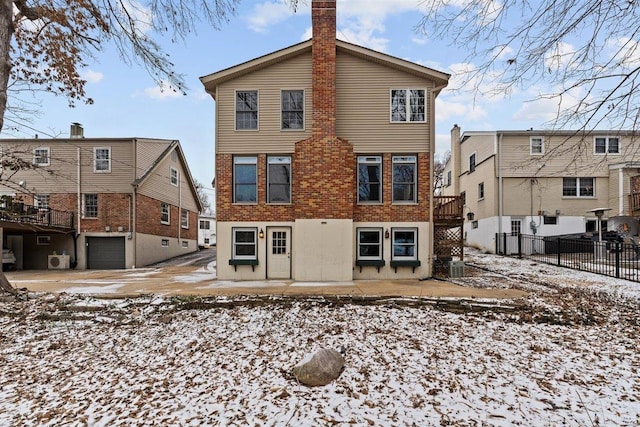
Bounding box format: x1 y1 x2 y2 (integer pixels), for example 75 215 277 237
392 155 417 203
358 156 382 203
267 156 291 203
200 220 210 230
33 147 50 166
170 167 179 186
390 89 426 122
36 235 51 245
446 170 452 187
161 202 170 224
94 147 111 172
234 156 257 203
232 228 257 260
35 194 49 210
281 90 304 130
530 137 544 155
478 182 485 200
182 241 188 248
594 137 619 154
392 228 417 260
511 219 522 236
357 228 383 261
82 194 98 218
562 177 594 197
181 209 189 229
161 239 169 247
235 90 258 130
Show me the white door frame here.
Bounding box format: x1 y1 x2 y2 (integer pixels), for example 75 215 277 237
266 226 292 279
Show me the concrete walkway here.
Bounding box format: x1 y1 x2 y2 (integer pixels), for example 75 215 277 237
4 266 527 299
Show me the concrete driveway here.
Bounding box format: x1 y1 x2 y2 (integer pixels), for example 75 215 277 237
4 248 527 300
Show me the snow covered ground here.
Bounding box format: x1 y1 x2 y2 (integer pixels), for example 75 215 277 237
0 250 638 426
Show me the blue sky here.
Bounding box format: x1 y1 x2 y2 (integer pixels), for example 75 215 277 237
1 0 557 199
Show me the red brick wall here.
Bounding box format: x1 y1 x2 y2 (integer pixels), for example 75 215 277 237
136 194 197 239
354 152 430 222
48 193 132 232
215 154 295 222
293 137 355 219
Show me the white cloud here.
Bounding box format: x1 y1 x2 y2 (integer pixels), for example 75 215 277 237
544 41 576 71
607 37 640 70
411 36 428 46
81 69 104 84
142 82 183 100
246 1 295 33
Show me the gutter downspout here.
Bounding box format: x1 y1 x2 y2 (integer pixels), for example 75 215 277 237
178 166 182 244
497 132 503 238
76 147 81 268
132 139 137 269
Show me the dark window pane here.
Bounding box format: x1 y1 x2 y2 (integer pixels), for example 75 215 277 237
391 90 406 122
236 231 255 243
235 245 256 256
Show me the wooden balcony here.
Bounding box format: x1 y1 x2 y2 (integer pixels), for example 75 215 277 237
434 195 464 224
0 202 75 231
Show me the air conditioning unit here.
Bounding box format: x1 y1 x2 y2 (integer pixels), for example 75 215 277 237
449 260 465 278
48 254 70 269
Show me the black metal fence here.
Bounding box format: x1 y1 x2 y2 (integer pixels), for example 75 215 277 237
496 233 640 283
0 202 75 230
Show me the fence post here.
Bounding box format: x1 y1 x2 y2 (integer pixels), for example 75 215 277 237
557 238 561 266
615 242 620 279
495 233 499 254
518 233 522 258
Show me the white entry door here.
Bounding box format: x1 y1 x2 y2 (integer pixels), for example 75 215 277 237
267 227 291 279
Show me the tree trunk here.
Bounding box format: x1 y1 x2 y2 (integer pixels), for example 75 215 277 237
0 0 14 133
0 270 15 294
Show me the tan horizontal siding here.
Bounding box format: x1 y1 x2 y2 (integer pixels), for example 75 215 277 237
336 52 433 152
459 134 494 174
216 53 312 154
137 152 199 211
215 50 442 154
79 142 134 192
136 140 172 179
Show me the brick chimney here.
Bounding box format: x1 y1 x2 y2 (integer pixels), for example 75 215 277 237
294 0 353 220
311 0 336 141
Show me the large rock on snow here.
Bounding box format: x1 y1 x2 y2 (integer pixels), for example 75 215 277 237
292 348 345 386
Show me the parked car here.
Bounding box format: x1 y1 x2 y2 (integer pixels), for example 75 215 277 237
2 248 16 271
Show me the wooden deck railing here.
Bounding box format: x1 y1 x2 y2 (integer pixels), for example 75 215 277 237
0 202 75 230
434 195 464 222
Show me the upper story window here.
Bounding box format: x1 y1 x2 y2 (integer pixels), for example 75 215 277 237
94 147 111 172
181 209 189 229
357 228 383 261
594 137 619 154
161 202 170 224
233 156 257 203
446 170 452 187
392 155 417 203
267 156 291 203
358 156 382 203
36 194 49 210
390 89 426 122
199 220 210 230
235 90 258 130
469 153 476 173
530 137 544 155
478 182 485 200
563 177 594 197
170 167 179 186
33 147 50 166
82 193 98 218
281 90 304 130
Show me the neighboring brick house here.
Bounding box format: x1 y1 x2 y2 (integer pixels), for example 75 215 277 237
200 0 449 280
0 125 203 269
443 125 640 253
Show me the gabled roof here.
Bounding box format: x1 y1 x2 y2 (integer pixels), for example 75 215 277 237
133 140 204 212
200 39 450 97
